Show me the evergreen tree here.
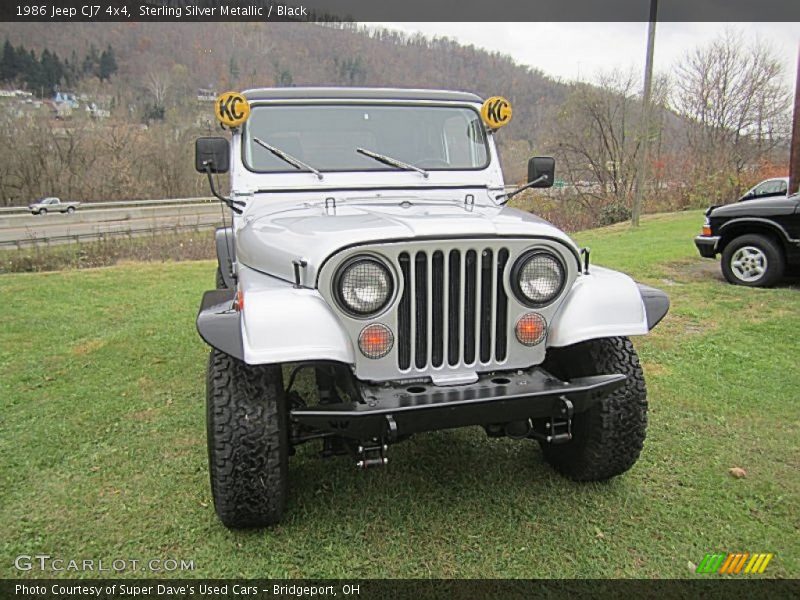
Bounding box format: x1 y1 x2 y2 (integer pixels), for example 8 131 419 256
40 49 64 92
0 39 16 82
65 49 80 86
99 45 117 81
229 55 240 81
21 48 44 95
83 44 100 77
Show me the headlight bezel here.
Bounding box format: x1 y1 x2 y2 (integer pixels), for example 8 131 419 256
333 255 395 318
510 249 567 308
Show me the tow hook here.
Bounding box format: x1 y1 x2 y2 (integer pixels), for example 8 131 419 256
356 441 388 469
546 396 574 444
530 396 574 444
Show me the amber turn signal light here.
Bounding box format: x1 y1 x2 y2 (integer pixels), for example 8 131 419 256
515 312 546 346
358 323 394 359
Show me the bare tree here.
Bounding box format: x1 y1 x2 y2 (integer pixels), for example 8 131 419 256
547 70 646 212
673 30 792 202
144 69 171 112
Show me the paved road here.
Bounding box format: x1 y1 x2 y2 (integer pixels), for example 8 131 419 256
0 203 227 246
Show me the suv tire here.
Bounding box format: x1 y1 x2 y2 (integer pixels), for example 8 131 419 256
215 267 226 289
721 234 784 287
206 350 288 528
539 337 647 481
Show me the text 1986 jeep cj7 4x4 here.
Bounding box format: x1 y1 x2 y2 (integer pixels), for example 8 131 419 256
195 88 670 528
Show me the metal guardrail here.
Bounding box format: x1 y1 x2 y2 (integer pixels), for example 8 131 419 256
0 221 219 249
0 197 215 214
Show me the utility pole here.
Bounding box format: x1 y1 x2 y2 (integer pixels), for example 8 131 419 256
631 0 658 227
789 45 800 197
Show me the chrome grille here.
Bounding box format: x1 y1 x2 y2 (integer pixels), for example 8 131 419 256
397 247 509 371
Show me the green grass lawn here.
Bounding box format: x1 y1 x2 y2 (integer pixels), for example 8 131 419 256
1 209 798 579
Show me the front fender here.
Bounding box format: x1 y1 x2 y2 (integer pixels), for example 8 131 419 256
197 266 355 366
547 266 669 348
238 266 354 365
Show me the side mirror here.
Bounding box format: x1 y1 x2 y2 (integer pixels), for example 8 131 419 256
527 156 555 188
195 137 230 174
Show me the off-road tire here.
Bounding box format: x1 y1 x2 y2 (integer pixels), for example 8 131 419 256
539 336 647 481
720 233 784 287
215 267 226 289
206 350 288 528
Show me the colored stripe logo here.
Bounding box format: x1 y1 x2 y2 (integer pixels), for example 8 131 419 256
696 553 773 574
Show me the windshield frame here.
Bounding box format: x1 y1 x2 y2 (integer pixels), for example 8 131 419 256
240 100 491 175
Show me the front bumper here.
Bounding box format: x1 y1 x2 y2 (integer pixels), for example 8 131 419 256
291 367 626 441
694 235 720 258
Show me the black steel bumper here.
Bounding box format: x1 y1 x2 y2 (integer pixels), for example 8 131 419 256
694 235 720 258
291 368 626 441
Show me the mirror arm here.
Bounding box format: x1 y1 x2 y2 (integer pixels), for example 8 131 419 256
203 162 244 214
495 174 549 204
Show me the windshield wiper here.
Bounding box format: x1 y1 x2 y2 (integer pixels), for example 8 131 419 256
253 137 323 180
356 147 429 178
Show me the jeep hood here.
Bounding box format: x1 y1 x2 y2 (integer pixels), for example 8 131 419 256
235 195 579 285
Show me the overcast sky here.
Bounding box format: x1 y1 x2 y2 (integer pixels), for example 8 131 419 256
375 23 799 92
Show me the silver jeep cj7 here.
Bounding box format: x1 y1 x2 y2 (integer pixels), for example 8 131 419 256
195 87 670 528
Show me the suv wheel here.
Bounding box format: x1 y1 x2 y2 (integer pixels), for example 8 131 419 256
721 234 784 287
206 350 288 528
539 337 647 481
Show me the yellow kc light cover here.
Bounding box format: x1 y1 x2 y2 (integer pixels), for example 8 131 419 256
481 96 512 129
215 91 250 127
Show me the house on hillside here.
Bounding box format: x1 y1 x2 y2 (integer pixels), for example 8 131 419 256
86 102 110 119
197 87 216 102
53 92 80 109
51 101 72 119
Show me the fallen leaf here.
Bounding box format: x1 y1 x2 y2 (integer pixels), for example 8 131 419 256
729 467 747 479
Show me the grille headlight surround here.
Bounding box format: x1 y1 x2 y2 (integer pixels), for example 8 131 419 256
511 250 566 307
334 256 394 317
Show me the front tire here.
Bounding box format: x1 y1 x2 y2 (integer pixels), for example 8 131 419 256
206 350 288 528
215 267 226 289
539 337 647 481
721 234 784 287
39 208 47 215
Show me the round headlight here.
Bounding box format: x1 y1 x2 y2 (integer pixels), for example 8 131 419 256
335 257 394 316
513 251 565 306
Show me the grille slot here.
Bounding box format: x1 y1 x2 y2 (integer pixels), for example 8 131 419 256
414 252 428 369
398 245 509 372
397 253 411 370
447 250 461 366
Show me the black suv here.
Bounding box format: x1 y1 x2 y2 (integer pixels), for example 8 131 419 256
695 189 800 287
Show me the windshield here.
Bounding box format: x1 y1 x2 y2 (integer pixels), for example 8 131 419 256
243 104 489 173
